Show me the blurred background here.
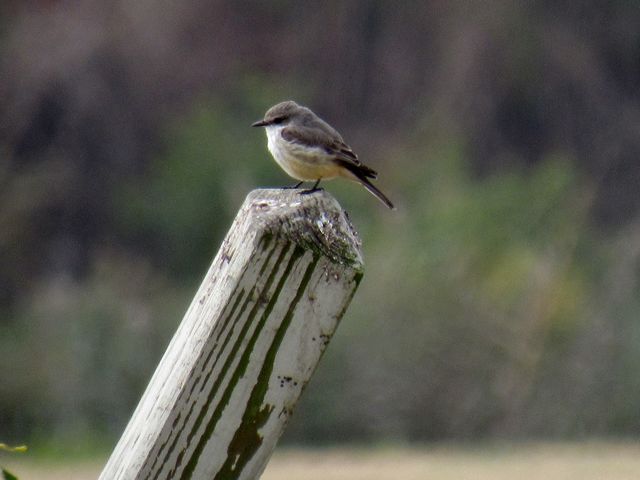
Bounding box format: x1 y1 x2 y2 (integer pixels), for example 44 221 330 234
2 0 640 471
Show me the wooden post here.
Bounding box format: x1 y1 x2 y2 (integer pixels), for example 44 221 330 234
99 189 363 480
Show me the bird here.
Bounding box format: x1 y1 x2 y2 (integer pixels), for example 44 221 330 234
252 100 395 209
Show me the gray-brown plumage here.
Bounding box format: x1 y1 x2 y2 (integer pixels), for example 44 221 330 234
252 101 394 209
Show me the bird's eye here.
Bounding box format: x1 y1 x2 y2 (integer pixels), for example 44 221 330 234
272 116 286 124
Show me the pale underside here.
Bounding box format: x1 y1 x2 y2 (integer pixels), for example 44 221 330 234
266 126 351 181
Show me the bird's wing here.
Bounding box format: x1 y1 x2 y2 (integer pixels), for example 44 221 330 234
281 125 378 178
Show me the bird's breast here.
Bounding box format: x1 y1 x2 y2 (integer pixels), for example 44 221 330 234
264 127 341 181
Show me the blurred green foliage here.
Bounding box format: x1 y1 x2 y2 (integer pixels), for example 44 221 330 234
115 100 259 276
0 251 185 443
4 94 640 446
2 0 640 449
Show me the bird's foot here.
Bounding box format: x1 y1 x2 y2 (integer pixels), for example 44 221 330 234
299 179 322 195
299 187 324 196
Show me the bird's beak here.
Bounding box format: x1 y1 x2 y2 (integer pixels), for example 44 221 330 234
251 119 268 127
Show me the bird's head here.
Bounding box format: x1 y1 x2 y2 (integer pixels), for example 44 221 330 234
251 101 305 128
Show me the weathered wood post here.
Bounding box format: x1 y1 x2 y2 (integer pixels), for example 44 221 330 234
100 189 363 480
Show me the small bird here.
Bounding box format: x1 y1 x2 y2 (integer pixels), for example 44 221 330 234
252 100 394 209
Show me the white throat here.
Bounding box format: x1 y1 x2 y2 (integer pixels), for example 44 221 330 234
265 125 286 158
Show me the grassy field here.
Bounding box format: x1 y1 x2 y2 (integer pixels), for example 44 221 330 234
3 442 640 479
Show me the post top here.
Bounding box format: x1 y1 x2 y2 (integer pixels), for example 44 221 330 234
242 188 364 270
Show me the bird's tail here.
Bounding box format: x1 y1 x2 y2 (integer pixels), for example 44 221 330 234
338 161 395 210
358 175 395 210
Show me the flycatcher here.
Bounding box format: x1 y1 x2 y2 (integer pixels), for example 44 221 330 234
252 100 395 209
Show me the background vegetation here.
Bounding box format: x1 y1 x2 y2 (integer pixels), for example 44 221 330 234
1 0 640 449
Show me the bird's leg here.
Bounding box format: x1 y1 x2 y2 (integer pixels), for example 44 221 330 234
282 181 304 190
300 179 322 195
